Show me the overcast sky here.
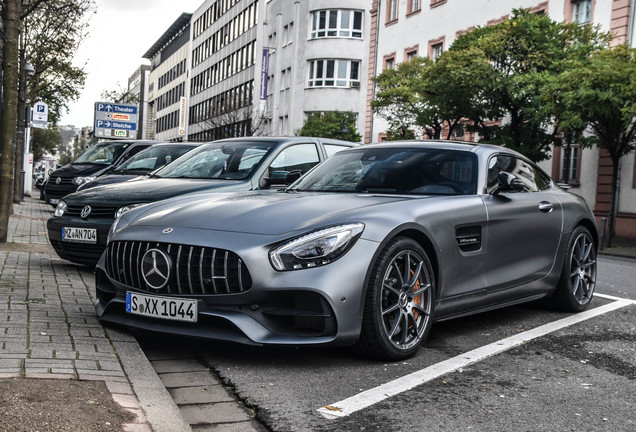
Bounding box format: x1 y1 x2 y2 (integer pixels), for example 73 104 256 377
60 0 204 127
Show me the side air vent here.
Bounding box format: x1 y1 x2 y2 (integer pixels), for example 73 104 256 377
455 226 482 252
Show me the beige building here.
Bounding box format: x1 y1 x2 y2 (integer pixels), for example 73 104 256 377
366 0 636 240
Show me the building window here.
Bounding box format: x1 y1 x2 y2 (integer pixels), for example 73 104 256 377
404 46 419 61
308 59 360 88
429 39 444 60
387 0 398 23
409 0 421 14
561 144 580 183
572 0 592 24
384 53 396 70
311 10 363 39
430 0 447 8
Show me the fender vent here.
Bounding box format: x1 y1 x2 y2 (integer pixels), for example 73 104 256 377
456 226 482 252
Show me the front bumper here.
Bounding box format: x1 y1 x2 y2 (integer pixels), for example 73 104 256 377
47 217 114 265
94 232 380 347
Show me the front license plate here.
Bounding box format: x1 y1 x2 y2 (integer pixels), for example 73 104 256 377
49 198 59 205
61 227 97 244
126 292 198 323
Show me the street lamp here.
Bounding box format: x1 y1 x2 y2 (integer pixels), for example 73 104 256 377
17 60 35 201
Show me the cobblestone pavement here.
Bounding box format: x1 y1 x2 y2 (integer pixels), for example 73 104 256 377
0 196 190 432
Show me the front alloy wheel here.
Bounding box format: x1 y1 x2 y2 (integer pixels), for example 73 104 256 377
553 226 597 312
357 237 434 360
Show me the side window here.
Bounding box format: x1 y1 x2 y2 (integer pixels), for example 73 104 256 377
487 155 551 193
268 144 320 185
324 144 352 158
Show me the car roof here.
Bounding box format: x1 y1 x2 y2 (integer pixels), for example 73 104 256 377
348 140 526 158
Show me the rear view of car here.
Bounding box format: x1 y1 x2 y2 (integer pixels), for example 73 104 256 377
43 140 163 206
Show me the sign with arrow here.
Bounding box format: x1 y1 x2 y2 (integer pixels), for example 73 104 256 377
94 101 139 139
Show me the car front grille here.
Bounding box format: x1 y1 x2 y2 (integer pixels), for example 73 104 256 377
66 204 117 219
106 240 253 295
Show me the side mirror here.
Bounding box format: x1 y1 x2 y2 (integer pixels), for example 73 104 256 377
285 170 302 185
492 172 525 195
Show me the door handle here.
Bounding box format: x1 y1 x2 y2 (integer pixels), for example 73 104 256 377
539 201 553 213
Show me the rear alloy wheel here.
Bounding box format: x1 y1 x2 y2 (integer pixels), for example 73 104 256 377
357 237 434 361
553 226 597 312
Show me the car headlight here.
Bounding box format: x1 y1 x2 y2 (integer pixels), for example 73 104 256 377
73 176 95 186
54 201 67 217
115 204 144 219
269 223 364 271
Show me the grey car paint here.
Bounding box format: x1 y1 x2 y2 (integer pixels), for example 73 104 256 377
95 141 598 360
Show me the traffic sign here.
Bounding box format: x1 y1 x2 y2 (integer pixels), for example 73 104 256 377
32 101 48 129
94 101 139 139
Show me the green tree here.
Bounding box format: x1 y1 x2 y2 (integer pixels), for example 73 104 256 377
448 9 610 161
31 127 61 160
24 0 93 124
371 58 426 140
1 0 23 242
297 111 362 142
542 44 636 246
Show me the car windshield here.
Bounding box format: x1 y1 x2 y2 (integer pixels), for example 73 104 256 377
114 145 195 174
154 141 274 180
292 147 478 195
74 142 128 165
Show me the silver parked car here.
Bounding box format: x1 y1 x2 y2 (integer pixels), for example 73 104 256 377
96 141 598 360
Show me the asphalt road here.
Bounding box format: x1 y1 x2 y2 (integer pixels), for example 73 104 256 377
142 254 636 432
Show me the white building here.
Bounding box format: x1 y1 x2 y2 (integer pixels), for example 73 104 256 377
263 0 371 137
126 65 150 139
367 0 636 239
143 13 192 142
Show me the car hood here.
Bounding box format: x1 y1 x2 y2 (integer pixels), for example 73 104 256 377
66 177 251 205
78 174 141 191
50 163 110 178
126 191 413 236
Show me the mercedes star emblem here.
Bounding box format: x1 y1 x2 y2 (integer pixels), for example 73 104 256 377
80 205 92 219
55 177 61 184
141 249 171 290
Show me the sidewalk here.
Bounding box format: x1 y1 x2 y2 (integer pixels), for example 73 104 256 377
0 196 191 432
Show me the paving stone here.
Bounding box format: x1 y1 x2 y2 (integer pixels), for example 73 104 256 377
160 371 221 388
169 385 234 404
151 358 208 374
180 402 252 425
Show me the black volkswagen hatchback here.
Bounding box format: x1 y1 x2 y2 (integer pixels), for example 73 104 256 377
43 140 164 206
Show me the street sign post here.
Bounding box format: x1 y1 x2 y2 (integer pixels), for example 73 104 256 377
94 102 139 139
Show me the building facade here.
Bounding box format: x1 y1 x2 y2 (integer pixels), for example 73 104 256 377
366 0 636 239
126 65 151 139
263 0 371 136
143 13 192 142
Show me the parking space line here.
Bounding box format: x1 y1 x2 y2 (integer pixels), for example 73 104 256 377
318 298 633 419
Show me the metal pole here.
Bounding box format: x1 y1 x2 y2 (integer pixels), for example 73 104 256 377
599 217 607 250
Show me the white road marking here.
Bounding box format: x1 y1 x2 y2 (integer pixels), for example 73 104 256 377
318 297 633 419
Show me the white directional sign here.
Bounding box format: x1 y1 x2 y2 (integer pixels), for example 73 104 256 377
94 102 139 139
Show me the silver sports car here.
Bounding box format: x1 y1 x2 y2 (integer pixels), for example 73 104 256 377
95 141 598 360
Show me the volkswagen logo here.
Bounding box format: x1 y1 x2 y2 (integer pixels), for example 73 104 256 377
141 249 171 290
162 227 174 235
80 205 92 219
55 177 61 184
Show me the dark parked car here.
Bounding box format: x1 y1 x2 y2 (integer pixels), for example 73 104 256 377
47 137 358 266
95 141 598 360
76 142 200 191
43 140 164 206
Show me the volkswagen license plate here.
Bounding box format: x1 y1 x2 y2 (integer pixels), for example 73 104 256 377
126 292 198 323
62 227 97 244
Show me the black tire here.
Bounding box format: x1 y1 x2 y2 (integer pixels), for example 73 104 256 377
356 237 435 361
552 226 597 312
